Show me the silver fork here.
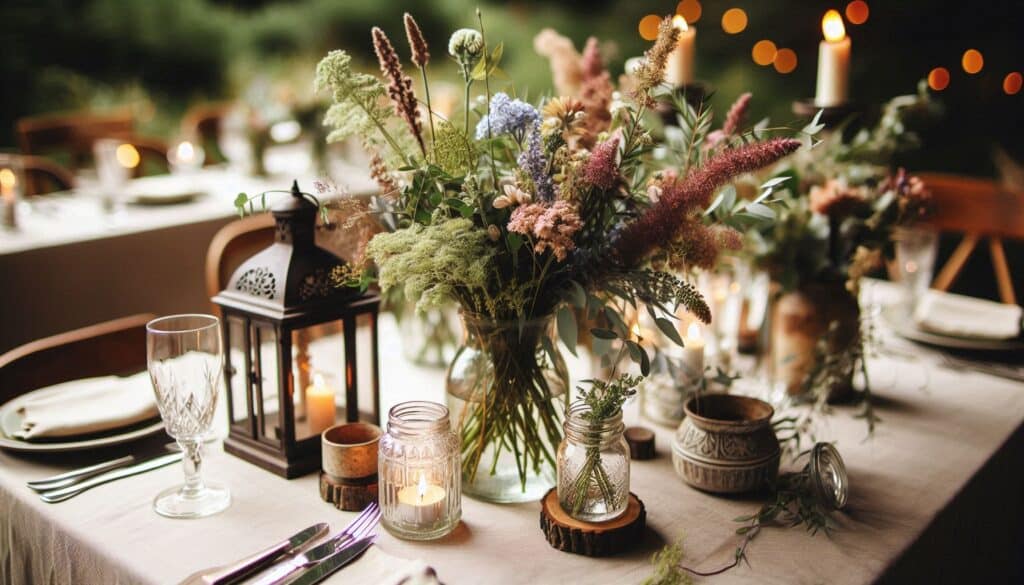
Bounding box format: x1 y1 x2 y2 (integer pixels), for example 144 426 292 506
252 503 381 585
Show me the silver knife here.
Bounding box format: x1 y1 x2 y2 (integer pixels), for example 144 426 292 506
282 537 374 585
250 531 353 585
39 452 183 503
27 455 136 492
178 523 329 585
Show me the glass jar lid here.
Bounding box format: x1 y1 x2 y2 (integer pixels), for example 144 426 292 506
810 442 848 510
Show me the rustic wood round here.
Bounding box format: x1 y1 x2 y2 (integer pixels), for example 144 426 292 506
319 472 378 512
539 488 646 557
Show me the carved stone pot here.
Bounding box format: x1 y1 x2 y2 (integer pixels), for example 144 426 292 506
671 394 780 494
770 281 860 401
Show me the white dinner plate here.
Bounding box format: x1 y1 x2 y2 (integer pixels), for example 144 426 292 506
882 305 1024 351
0 384 166 453
125 176 204 205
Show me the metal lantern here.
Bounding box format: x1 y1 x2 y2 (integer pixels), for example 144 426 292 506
213 181 380 478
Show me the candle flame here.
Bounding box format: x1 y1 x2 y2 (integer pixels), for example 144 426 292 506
313 373 326 387
115 143 140 169
417 472 427 501
177 141 195 160
672 14 689 33
0 169 16 190
687 322 702 341
822 10 846 42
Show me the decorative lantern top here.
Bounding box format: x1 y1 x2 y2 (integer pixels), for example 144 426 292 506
213 180 357 320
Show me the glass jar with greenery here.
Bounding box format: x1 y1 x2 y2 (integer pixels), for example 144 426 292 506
556 375 638 522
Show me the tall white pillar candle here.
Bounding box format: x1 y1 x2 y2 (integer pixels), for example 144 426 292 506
814 10 850 107
664 16 696 87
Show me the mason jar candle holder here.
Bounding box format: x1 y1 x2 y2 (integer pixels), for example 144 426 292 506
379 401 461 540
556 401 630 522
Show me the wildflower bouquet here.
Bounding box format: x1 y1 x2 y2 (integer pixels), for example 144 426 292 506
314 13 800 500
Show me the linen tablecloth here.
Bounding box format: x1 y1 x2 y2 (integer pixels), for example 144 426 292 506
1 282 1022 584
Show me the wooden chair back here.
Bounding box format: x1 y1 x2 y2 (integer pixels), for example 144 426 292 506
917 172 1024 305
0 314 154 405
20 155 76 196
205 214 276 312
181 102 233 166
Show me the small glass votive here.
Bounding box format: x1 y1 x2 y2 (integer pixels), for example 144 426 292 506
379 401 460 540
168 138 206 174
894 226 938 313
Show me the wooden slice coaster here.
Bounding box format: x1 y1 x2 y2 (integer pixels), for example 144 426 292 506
319 472 378 512
539 488 646 557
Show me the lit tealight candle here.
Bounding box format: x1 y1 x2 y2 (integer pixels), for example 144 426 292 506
306 373 337 436
664 15 696 87
814 10 851 107
681 322 705 380
397 472 446 527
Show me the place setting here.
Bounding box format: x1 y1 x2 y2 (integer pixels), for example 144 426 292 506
1 2 1023 585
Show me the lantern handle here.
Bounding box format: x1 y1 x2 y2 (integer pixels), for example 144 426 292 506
232 181 326 224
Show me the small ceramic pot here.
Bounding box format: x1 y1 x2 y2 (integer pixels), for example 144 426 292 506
322 422 382 480
671 394 780 494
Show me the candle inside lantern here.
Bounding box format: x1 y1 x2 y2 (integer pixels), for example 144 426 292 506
814 10 851 107
306 373 337 436
397 472 446 527
664 15 696 87
681 323 705 380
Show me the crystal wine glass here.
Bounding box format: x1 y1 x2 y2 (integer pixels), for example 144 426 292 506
146 314 230 518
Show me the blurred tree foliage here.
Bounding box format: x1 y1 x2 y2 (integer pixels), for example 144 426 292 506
1 0 1022 177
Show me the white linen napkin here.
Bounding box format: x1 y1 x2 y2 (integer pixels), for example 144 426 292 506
913 290 1023 340
13 372 159 440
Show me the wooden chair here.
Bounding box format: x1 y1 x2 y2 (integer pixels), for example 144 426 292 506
15 109 169 191
918 172 1024 305
205 214 276 312
0 314 154 405
20 155 76 195
180 102 233 166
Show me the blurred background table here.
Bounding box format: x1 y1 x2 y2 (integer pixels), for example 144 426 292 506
0 165 374 353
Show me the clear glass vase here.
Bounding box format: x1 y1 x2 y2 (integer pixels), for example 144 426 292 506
556 402 630 522
398 304 459 368
446 313 568 503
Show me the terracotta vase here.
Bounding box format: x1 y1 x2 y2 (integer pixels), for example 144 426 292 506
670 394 780 494
770 281 860 401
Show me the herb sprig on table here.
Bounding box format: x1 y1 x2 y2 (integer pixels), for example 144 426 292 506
643 449 838 583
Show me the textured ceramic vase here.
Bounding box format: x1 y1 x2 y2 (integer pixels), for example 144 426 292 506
671 394 780 494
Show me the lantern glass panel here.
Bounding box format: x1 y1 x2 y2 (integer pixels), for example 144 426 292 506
225 315 250 427
291 321 345 441
254 323 281 446
354 313 378 423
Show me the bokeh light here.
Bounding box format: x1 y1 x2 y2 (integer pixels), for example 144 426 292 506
962 49 984 74
1004 72 1023 95
927 67 950 91
638 14 661 41
752 40 777 66
115 144 141 169
845 1 869 25
676 0 702 24
773 48 798 74
721 8 748 34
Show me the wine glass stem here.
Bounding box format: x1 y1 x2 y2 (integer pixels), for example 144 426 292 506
179 440 205 497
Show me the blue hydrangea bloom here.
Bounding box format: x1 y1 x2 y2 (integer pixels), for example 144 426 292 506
475 92 539 142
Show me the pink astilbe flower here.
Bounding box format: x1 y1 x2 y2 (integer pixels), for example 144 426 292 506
372 27 425 157
582 136 621 191
508 201 582 261
533 29 583 97
705 93 752 151
578 37 614 145
614 138 802 266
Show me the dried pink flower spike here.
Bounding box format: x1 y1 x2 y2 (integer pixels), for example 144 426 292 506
403 13 430 68
372 26 425 157
582 136 621 191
